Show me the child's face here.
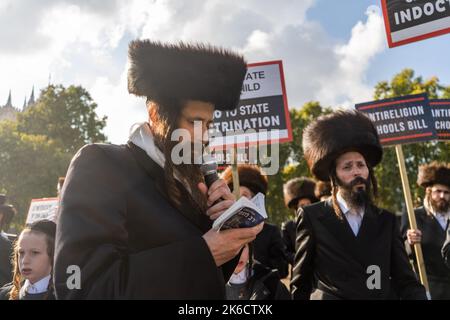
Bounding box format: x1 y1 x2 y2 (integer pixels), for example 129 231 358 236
18 231 52 284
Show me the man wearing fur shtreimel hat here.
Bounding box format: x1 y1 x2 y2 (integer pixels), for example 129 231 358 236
291 110 426 300
54 40 263 299
402 162 450 299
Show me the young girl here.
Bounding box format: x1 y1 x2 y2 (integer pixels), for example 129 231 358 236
0 220 56 300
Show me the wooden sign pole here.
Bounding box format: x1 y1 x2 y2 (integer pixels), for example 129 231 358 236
395 144 430 297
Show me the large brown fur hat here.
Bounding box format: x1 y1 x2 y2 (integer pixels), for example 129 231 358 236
302 110 382 181
283 177 318 209
128 39 247 110
417 162 450 188
315 181 332 199
222 165 268 195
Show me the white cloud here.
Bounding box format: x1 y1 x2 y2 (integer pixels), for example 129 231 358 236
327 5 386 107
1 0 386 143
90 70 146 144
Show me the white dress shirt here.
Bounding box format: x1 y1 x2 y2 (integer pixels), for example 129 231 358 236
20 274 51 298
432 211 450 231
337 193 364 236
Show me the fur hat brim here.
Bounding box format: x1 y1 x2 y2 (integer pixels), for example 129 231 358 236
315 181 332 199
128 40 247 110
302 110 382 181
417 162 450 188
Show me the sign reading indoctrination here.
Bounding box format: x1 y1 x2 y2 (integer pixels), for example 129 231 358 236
381 0 450 47
210 60 292 149
355 93 437 146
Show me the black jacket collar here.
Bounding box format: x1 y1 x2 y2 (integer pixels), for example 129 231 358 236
317 199 381 267
126 141 212 232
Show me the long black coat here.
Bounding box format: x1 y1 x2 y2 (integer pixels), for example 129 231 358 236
253 223 288 278
443 227 450 270
0 236 12 288
281 219 296 266
401 207 450 299
291 200 426 300
54 142 238 299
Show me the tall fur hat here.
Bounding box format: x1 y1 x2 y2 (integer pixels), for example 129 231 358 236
302 110 382 181
417 162 450 188
283 177 318 209
222 165 268 195
128 40 247 110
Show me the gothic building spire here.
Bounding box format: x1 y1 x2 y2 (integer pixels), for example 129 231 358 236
28 86 35 106
5 90 12 107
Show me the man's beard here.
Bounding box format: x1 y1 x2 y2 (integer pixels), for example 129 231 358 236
430 197 450 213
168 139 208 212
338 176 372 211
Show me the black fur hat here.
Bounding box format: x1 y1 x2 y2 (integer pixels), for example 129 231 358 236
315 181 332 199
283 177 318 209
0 204 16 230
302 110 382 181
27 219 56 239
222 165 268 195
128 40 247 110
417 162 450 188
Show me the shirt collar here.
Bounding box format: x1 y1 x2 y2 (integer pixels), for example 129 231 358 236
0 231 9 240
129 122 166 168
129 122 191 193
423 199 450 218
20 274 51 297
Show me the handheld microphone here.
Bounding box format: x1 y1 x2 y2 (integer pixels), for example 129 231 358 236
199 154 219 188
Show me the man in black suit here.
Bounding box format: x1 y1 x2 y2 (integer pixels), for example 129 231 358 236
222 165 289 278
54 40 263 299
291 110 426 300
402 162 450 299
0 195 14 287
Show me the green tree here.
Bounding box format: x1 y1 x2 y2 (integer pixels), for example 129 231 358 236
0 121 70 229
17 85 107 153
373 69 450 213
0 84 108 230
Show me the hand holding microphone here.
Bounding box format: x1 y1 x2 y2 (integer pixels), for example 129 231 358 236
198 155 264 267
198 155 235 220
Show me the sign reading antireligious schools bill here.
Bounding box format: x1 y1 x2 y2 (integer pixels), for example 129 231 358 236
430 99 450 140
355 93 437 146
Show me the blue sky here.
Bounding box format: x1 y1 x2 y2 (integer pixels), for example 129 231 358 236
1 0 449 143
309 0 450 90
